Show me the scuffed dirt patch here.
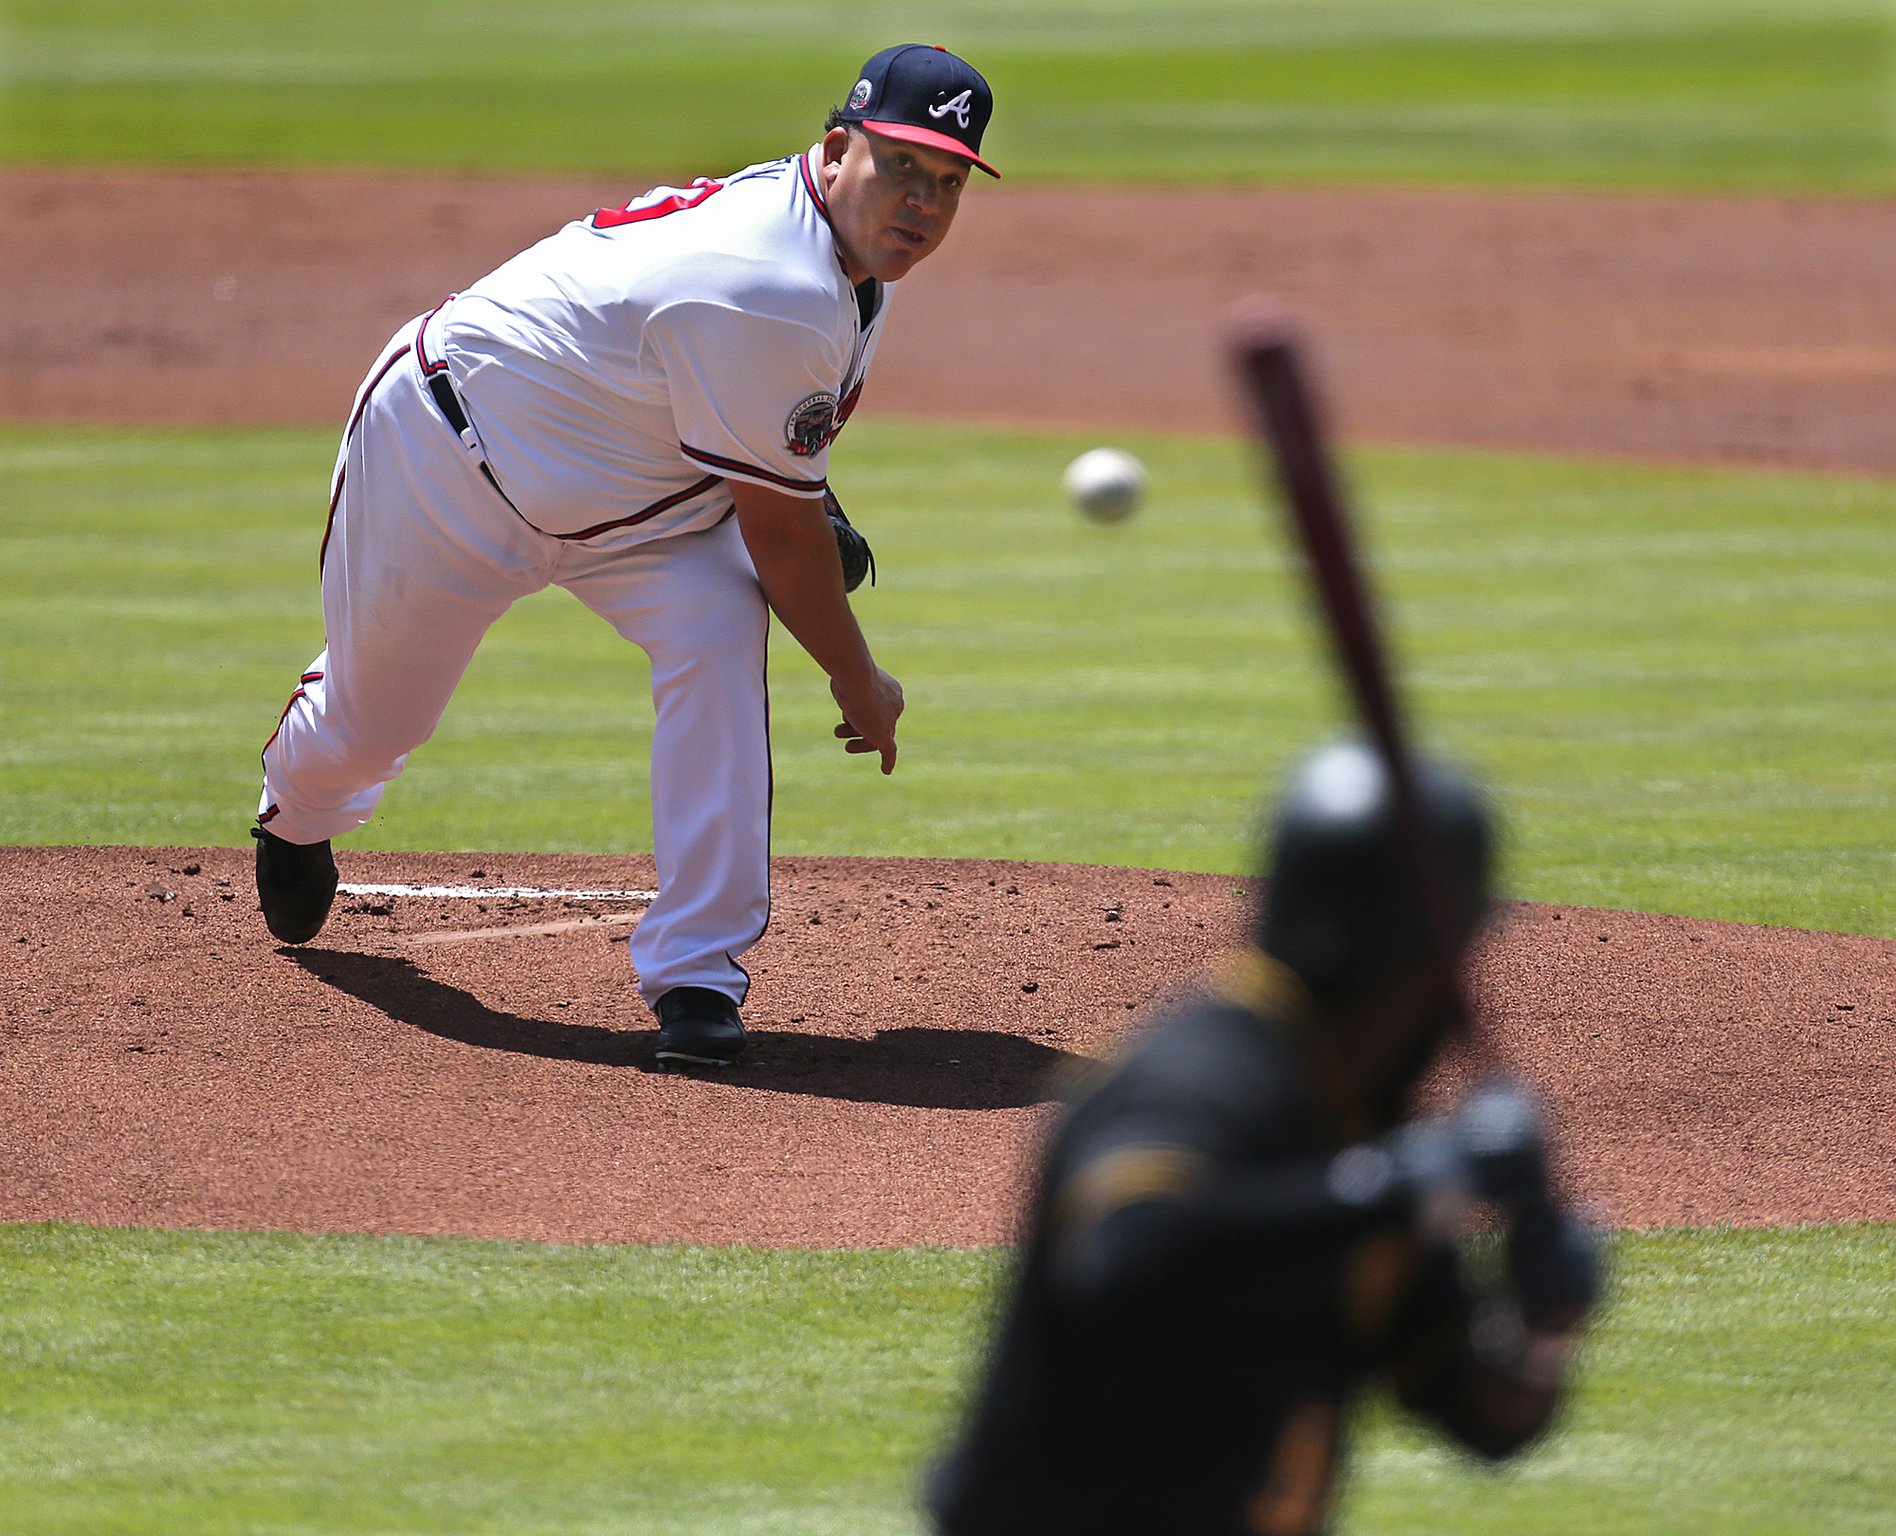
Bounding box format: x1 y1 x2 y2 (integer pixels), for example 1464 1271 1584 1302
2 846 1889 1244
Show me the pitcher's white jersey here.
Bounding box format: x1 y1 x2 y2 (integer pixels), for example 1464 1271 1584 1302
430 145 890 544
262 138 917 1023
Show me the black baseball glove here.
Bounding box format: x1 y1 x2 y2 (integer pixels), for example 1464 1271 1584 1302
825 489 875 593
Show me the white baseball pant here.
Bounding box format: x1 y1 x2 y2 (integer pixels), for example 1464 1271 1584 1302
259 315 772 1007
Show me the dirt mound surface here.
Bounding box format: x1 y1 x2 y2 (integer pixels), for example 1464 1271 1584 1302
3 846 1889 1244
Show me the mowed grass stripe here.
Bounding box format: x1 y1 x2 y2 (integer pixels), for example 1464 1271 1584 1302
1 1223 1891 1534
1 419 1890 936
2 0 1893 192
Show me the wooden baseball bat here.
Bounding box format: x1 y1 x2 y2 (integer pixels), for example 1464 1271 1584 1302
1227 301 1498 1066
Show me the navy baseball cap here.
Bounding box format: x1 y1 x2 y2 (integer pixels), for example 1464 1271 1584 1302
839 43 1000 179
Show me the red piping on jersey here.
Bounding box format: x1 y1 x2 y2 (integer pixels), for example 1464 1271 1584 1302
345 343 415 443
263 672 322 754
322 470 345 572
414 298 452 377
320 475 344 573
797 153 831 226
355 344 417 426
263 690 307 752
552 475 725 541
681 443 827 495
322 341 414 572
724 608 774 1007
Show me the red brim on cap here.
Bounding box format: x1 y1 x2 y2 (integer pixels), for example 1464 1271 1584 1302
861 118 1001 178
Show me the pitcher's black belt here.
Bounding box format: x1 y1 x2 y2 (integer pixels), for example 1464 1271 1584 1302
425 371 521 511
426 370 473 438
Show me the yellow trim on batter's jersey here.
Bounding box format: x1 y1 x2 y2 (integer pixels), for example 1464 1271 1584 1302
1051 1143 1206 1240
1211 947 1317 1029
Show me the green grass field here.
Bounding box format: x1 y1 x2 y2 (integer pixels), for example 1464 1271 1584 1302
3 416 1892 1530
3 0 1894 191
3 419 1890 936
3 1224 1892 1534
3 4 1893 1532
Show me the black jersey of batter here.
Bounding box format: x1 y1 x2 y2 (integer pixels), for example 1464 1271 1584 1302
927 953 1532 1536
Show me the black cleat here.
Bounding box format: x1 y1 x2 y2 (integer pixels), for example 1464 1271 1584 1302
653 986 747 1067
251 825 338 945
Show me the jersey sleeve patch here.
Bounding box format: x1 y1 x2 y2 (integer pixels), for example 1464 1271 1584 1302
786 391 839 457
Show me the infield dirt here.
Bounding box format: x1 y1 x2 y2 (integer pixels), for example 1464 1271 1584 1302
2 168 1892 1242
3 846 1892 1245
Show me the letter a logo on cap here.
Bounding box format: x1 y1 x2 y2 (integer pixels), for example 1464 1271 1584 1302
928 88 973 128
837 44 1001 177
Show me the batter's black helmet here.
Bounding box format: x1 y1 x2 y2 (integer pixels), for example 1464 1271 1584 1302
1256 739 1495 997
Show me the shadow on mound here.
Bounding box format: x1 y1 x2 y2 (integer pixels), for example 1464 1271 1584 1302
727 1025 1087 1110
289 949 1083 1111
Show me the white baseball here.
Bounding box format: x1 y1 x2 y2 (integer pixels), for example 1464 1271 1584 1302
1063 447 1146 523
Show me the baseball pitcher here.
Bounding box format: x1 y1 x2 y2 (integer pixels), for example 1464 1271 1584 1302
251 45 999 1067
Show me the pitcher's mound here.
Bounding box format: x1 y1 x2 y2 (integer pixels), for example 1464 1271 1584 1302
1 846 1890 1244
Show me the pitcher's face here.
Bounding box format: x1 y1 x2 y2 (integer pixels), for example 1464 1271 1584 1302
822 127 969 284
